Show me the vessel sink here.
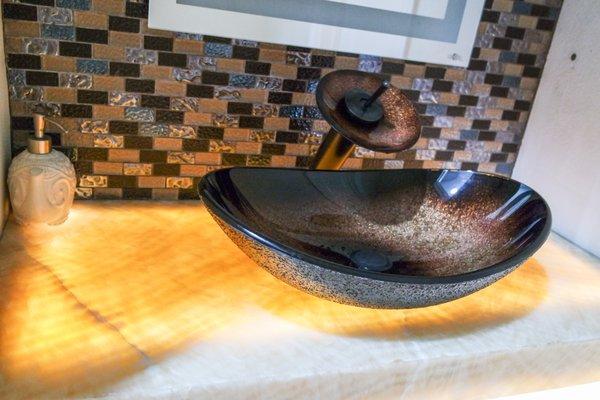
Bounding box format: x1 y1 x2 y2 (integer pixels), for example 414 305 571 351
199 168 551 309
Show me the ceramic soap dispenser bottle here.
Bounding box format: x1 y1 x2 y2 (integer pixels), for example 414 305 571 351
8 114 76 225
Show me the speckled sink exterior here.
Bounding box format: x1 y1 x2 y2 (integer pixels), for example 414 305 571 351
200 168 551 309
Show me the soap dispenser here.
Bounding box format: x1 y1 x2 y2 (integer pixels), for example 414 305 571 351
8 114 76 225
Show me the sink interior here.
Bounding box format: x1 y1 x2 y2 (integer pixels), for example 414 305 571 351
203 168 550 279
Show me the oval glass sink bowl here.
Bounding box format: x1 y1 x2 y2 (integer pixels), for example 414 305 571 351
200 168 551 309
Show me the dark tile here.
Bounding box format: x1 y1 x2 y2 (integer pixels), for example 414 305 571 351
204 35 231 44
276 131 299 143
59 41 92 58
425 67 446 79
178 189 199 200
505 26 526 40
8 54 41 69
74 161 93 175
401 89 420 101
125 79 155 93
239 116 264 129
158 52 187 67
289 119 312 131
152 164 181 176
109 62 140 77
447 106 466 117
11 116 34 130
140 150 167 163
490 86 509 97
478 131 497 141
109 121 139 135
197 126 224 139
531 4 551 17
141 95 171 109
279 105 304 118
514 100 531 111
461 162 478 171
222 153 247 166
123 188 152 199
303 106 321 119
76 28 108 44
108 175 137 188
26 71 59 86
484 74 504 85
62 104 92 118
297 67 321 80
363 159 385 169
502 143 519 153
523 66 542 78
229 74 256 88
537 18 555 31
435 151 453 161
77 89 108 104
481 10 500 23
282 79 307 92
268 92 293 104
517 53 537 65
182 139 209 152
311 55 335 68
232 46 259 60
431 80 453 92
78 148 108 161
447 140 466 151
459 95 479 106
156 110 184 123
144 35 173 51
472 119 491 130
124 135 153 149
381 62 405 75
3 4 37 20
126 1 149 18
245 61 271 75
186 84 214 98
21 0 54 5
468 59 487 71
490 153 508 163
502 110 520 121
202 71 229 86
109 16 140 33
227 102 253 115
262 143 285 155
421 127 441 138
296 156 311 168
492 37 512 51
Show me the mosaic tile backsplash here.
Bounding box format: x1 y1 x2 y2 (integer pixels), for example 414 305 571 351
2 0 561 200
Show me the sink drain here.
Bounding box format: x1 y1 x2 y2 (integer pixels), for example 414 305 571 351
350 249 392 272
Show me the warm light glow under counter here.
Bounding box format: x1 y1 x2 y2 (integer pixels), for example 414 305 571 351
0 201 599 399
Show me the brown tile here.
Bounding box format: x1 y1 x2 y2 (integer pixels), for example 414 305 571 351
93 76 124 91
138 176 166 188
93 45 125 61
334 56 359 70
445 69 466 81
108 149 140 162
390 75 412 89
173 39 204 55
403 64 426 78
292 93 316 105
180 164 208 177
93 162 124 175
44 87 77 103
216 58 245 73
152 188 179 200
42 56 76 72
74 11 108 29
271 155 296 167
93 188 121 198
154 138 183 151
92 0 124 15
140 20 173 37
223 128 251 141
518 15 538 29
198 99 227 114
341 158 362 170
285 143 310 156
270 64 297 79
184 112 212 125
438 93 460 105
195 152 221 165
259 49 286 63
155 80 186 97
239 89 267 103
5 37 22 53
94 105 124 120
62 133 94 147
4 21 39 37
263 117 289 130
235 142 261 154
142 65 172 80
109 31 142 48
479 48 501 61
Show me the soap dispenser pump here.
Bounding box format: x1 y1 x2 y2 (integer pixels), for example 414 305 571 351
8 114 76 225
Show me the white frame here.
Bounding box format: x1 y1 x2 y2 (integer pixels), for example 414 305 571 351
149 0 485 67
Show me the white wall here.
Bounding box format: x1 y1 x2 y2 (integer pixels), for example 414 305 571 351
0 16 11 234
513 0 600 257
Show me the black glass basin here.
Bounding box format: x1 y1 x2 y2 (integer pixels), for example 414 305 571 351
199 168 551 309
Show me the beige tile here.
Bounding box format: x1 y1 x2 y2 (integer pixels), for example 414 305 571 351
44 87 77 103
271 155 296 167
239 89 267 103
259 49 286 63
180 165 208 177
198 99 227 114
223 128 251 141
292 93 315 106
93 0 124 14
263 117 289 130
93 45 125 61
93 76 124 91
93 162 123 175
142 65 172 80
270 64 297 79
138 176 166 188
155 80 186 97
4 20 39 37
154 138 183 151
42 56 76 72
74 11 108 29
93 105 124 120
216 59 245 73
334 56 359 70
235 142 261 154
173 39 203 55
109 31 142 48
184 112 212 125
195 152 221 165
